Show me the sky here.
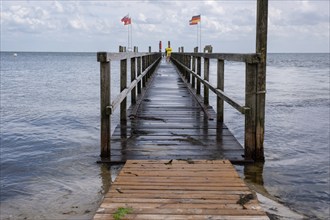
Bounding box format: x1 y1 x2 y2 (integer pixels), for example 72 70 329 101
0 0 329 53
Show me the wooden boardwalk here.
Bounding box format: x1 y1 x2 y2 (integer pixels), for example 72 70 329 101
94 160 269 220
109 61 245 163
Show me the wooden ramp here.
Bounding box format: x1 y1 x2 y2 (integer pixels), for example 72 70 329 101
110 61 245 163
94 160 269 220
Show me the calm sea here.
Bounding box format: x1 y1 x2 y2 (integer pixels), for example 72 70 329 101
0 52 329 219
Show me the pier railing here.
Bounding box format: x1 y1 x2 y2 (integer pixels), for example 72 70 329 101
97 47 161 159
171 48 264 162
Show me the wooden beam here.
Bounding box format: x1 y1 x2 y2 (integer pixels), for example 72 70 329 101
245 63 257 161
177 53 260 64
217 59 224 122
255 0 268 162
97 52 111 158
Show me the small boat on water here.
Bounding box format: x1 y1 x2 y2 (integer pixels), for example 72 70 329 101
13 53 18 57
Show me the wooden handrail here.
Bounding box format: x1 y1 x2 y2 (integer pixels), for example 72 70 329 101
171 48 264 162
171 56 249 114
182 53 261 64
97 49 162 159
106 57 161 115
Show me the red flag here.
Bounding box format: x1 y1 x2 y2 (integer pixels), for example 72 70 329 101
121 15 131 25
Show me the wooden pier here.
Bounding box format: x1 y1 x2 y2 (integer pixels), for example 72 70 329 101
94 160 269 220
109 61 245 163
95 0 269 219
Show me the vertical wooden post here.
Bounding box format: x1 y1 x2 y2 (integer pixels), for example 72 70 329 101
149 46 151 53
120 47 127 122
137 55 142 94
245 63 257 161
187 55 191 84
203 57 209 105
196 56 201 95
191 47 197 89
217 59 224 122
255 0 268 161
142 56 146 88
131 53 136 105
97 52 111 158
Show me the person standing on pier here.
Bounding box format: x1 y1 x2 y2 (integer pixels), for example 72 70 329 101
165 41 172 62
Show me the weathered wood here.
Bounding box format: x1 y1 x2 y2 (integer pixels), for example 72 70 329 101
94 160 269 220
203 56 209 106
109 57 161 115
131 56 136 105
196 56 201 95
120 50 127 122
137 56 142 94
217 59 224 122
109 61 245 162
98 51 161 160
255 0 268 162
171 57 248 114
245 63 257 161
178 52 260 64
142 56 146 88
98 52 111 158
191 47 198 89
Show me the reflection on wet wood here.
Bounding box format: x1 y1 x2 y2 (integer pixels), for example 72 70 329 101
94 160 269 220
108 61 246 163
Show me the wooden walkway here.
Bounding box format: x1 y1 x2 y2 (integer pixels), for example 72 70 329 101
94 160 269 220
109 61 245 163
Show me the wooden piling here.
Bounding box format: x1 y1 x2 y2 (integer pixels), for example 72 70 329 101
196 56 201 95
255 0 268 162
120 47 127 122
203 58 209 106
97 52 111 158
131 53 136 105
245 63 258 160
217 59 224 122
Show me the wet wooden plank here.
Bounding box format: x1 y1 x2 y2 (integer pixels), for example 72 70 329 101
93 160 269 220
109 61 245 162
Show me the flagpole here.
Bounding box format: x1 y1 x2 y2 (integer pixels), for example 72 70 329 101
130 23 133 51
196 23 198 50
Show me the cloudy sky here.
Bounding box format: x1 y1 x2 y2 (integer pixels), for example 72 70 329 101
1 0 329 53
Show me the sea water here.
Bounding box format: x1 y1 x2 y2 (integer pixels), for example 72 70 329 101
0 52 329 219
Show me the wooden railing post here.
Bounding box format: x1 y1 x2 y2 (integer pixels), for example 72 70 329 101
120 47 127 122
191 47 198 89
137 50 142 95
196 56 201 95
142 56 146 88
255 0 268 161
203 46 212 106
217 59 224 122
131 49 137 105
97 52 111 158
245 63 257 160
186 54 191 84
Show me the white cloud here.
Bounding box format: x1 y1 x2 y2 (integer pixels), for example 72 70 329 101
54 1 64 13
1 0 329 52
69 16 88 31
